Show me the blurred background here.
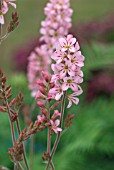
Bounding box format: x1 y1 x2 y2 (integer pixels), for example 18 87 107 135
0 0 114 169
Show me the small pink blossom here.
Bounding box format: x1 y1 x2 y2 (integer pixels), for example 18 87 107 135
50 119 62 134
37 114 46 124
49 82 63 100
59 34 76 52
51 110 61 120
67 87 83 108
4 0 16 9
68 51 85 70
62 77 79 91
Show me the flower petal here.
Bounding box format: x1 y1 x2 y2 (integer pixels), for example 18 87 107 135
71 97 79 105
55 93 62 100
67 100 72 108
70 83 78 91
55 119 60 126
59 38 67 46
62 83 69 91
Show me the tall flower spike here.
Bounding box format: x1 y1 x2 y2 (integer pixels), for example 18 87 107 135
49 34 85 108
40 0 73 57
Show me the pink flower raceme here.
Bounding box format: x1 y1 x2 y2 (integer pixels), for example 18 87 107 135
40 0 73 57
0 0 16 24
27 47 49 97
49 34 85 108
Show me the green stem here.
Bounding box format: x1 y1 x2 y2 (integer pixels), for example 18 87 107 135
0 0 2 37
46 92 66 170
46 101 54 170
16 119 30 170
3 94 22 170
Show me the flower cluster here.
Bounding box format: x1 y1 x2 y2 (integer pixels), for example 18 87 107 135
36 71 62 134
0 0 16 24
49 34 85 108
37 110 62 134
40 0 73 57
27 47 49 97
27 0 73 97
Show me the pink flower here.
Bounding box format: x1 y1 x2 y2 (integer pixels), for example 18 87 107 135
4 0 16 9
57 61 75 79
49 82 63 100
53 110 61 118
68 51 85 70
50 119 62 134
67 87 83 108
37 114 46 124
59 34 76 52
2 0 8 14
62 77 81 91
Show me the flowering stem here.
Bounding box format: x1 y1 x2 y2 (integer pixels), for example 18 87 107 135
46 92 66 170
3 91 22 170
30 135 34 170
29 101 36 170
47 101 54 170
0 0 2 36
16 119 30 170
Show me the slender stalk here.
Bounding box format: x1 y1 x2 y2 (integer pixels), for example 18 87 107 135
29 100 36 170
46 92 66 170
16 119 30 170
30 135 34 170
47 101 54 170
0 0 2 37
3 93 22 170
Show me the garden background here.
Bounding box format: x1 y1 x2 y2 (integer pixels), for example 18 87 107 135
0 0 114 169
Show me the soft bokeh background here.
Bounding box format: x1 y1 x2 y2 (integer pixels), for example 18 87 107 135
0 0 114 169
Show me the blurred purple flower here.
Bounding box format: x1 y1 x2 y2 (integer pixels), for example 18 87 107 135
86 69 114 102
70 13 114 44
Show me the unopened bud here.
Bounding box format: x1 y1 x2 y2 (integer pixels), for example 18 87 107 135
37 101 44 108
37 79 44 86
39 87 46 95
42 71 49 82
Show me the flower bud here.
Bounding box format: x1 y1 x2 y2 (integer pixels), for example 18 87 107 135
42 71 49 82
37 101 44 108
